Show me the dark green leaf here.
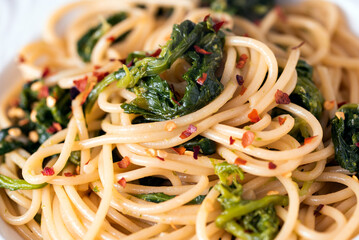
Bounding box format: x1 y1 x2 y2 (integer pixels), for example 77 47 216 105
202 0 275 21
331 104 359 173
290 60 324 120
77 12 128 62
178 136 217 155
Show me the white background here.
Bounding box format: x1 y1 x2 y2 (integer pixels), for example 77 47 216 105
0 0 359 239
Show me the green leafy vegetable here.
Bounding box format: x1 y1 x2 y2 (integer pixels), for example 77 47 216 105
135 192 205 205
1 80 72 156
214 162 288 240
201 0 275 21
0 122 38 155
331 104 359 173
0 174 47 191
68 151 81 166
271 60 323 143
270 108 310 143
77 12 128 62
290 60 324 120
85 18 225 120
178 136 217 155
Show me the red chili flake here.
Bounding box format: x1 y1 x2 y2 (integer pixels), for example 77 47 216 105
93 71 109 82
235 157 247 165
81 81 96 105
356 143 359 148
278 117 286 125
47 122 62 134
73 76 88 92
236 75 244 86
156 156 165 161
194 45 212 55
119 58 127 64
93 65 101 70
248 109 261 123
18 55 26 63
242 131 255 148
180 124 197 139
64 172 74 177
107 36 115 42
118 177 126 188
236 54 248 69
292 41 305 50
42 67 50 78
275 6 287 22
304 136 317 145
314 204 324 217
338 101 347 108
240 86 247 95
172 146 186 155
243 33 249 37
172 97 181 106
203 14 210 22
38 86 49 99
148 48 162 57
117 156 130 168
275 89 291 104
268 162 277 170
213 21 225 33
41 167 55 176
193 146 200 160
229 136 235 145
197 73 207 85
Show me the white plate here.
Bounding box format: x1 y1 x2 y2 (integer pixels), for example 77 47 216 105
1 0 359 239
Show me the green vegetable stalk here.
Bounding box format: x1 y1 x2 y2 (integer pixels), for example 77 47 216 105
331 104 359 173
214 162 288 240
0 174 47 191
135 192 205 205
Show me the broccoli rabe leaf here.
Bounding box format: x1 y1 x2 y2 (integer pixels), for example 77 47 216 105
201 0 275 21
0 174 47 191
122 20 225 121
135 192 205 205
0 122 39 155
270 108 310 143
214 162 288 240
271 60 323 143
177 136 217 155
77 12 128 62
1 80 72 156
85 18 225 119
331 104 359 173
290 60 324 120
